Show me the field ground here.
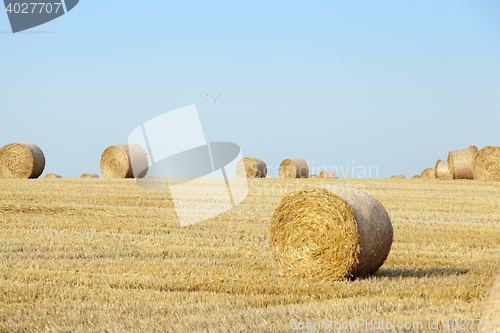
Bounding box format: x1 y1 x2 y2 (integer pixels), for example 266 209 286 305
0 178 499 332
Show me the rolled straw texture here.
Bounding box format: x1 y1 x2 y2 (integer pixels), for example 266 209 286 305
235 157 267 178
81 172 99 179
278 158 309 178
390 174 406 179
269 187 393 280
421 167 436 179
434 159 451 179
447 145 478 179
319 170 339 179
44 173 62 179
308 174 319 179
480 272 500 333
472 146 500 181
100 144 149 179
0 142 45 179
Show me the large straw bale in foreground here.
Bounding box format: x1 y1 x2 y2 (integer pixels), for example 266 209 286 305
448 145 478 179
319 170 339 179
480 272 500 333
421 167 436 179
44 173 62 179
269 187 393 280
390 174 405 179
235 157 267 178
0 142 45 179
279 158 309 178
472 146 500 181
100 144 148 179
81 172 99 179
434 159 451 179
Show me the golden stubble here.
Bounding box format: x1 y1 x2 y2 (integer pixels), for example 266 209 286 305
0 178 499 332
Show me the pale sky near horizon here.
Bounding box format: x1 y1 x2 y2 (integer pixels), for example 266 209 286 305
1 1 499 178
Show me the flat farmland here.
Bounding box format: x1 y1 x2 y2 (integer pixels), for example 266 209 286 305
0 178 499 332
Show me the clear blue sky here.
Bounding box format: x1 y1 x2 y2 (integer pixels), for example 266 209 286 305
1 1 499 178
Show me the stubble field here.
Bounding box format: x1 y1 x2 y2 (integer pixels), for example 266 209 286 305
0 178 499 332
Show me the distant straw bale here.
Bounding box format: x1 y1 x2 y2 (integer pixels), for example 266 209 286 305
390 174 406 179
447 145 478 179
308 174 319 179
421 168 436 179
480 272 500 333
472 146 500 181
434 159 451 179
278 158 309 178
412 175 421 179
81 172 99 179
236 157 267 178
100 144 149 179
44 173 62 179
269 187 393 280
0 142 45 179
319 170 339 179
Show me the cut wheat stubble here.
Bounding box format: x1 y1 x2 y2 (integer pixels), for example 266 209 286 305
480 272 500 333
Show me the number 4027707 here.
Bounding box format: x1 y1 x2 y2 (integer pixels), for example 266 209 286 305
5 3 62 14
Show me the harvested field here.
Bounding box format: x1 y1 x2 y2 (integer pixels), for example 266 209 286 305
0 178 499 332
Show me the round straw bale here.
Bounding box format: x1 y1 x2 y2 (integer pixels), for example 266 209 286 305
319 170 339 179
447 145 478 179
472 146 500 181
44 173 62 179
0 142 45 179
390 174 406 179
308 174 319 179
480 272 500 333
279 158 309 178
100 144 149 179
412 175 421 179
269 187 393 280
421 167 436 179
235 157 267 178
434 159 451 179
81 172 99 179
